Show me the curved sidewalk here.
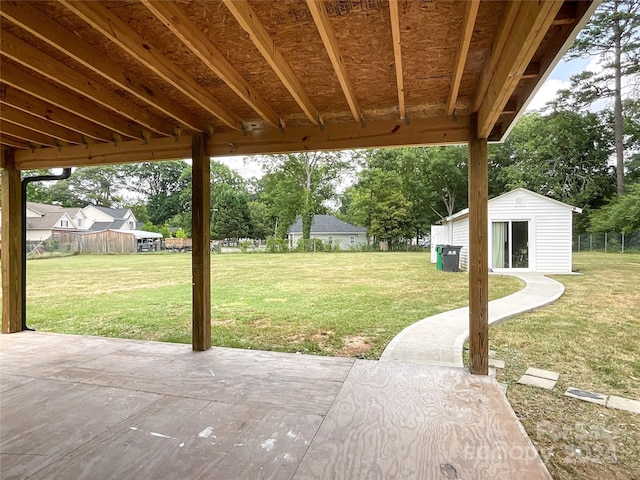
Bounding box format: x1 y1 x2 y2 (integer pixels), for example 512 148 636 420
380 273 565 367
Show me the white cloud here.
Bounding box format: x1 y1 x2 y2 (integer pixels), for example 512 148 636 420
215 155 263 179
526 78 571 112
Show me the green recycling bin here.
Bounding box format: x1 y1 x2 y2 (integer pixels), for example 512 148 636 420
436 245 444 271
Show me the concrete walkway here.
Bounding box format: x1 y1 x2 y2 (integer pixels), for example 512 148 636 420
380 273 565 367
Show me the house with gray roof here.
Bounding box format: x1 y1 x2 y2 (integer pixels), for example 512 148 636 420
24 203 79 241
288 215 368 250
81 205 138 232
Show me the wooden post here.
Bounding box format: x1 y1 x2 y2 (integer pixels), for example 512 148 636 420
191 133 211 351
1 149 23 333
468 113 489 375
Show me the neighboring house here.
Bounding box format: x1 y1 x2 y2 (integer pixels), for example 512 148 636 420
24 203 78 242
81 205 138 231
288 215 368 250
431 188 582 274
63 207 89 230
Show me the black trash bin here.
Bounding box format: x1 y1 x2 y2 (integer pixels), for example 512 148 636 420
441 245 463 272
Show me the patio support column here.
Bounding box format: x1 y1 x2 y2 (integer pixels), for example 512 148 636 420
468 113 489 375
191 133 211 351
1 149 23 333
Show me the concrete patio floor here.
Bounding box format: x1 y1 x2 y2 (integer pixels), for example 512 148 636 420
1 332 551 479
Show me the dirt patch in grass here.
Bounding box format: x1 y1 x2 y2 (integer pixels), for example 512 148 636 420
340 335 372 357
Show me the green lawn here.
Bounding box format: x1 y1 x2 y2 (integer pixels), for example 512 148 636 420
489 252 640 480
10 251 640 479
21 251 520 359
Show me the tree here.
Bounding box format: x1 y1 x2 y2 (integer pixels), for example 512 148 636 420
562 0 640 195
211 184 252 240
490 111 616 232
590 182 640 232
345 167 412 247
122 161 189 225
255 152 350 239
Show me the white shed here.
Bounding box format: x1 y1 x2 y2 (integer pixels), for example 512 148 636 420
431 188 582 274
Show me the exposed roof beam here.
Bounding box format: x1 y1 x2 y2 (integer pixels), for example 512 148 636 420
552 3 578 25
58 0 242 130
1 121 60 148
0 104 86 145
471 1 520 113
0 1 204 132
0 134 30 150
142 0 281 129
0 63 145 140
522 62 541 79
388 0 406 120
476 0 563 138
15 116 470 169
0 31 169 137
306 0 363 123
222 0 320 126
447 0 480 116
0 86 113 142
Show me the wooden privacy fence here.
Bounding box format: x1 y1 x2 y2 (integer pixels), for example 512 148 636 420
29 231 137 255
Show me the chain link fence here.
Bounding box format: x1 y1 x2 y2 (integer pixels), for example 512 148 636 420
573 232 640 253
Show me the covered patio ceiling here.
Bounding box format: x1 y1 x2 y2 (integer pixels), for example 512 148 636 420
1 0 597 376
0 0 595 168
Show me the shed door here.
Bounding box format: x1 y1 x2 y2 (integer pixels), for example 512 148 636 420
492 221 528 269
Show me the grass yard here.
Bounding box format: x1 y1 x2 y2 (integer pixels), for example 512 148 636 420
20 251 519 359
489 252 640 480
8 251 639 479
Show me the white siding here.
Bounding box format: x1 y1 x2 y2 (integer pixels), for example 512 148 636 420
442 189 577 274
451 217 469 271
289 233 367 250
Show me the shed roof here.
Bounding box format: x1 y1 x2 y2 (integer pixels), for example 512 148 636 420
0 0 597 169
289 215 367 234
443 187 583 223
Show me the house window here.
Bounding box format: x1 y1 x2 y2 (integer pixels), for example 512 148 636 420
327 236 333 245
77 218 82 226
61 220 69 227
349 235 355 245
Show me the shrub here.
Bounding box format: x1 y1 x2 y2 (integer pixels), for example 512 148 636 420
266 236 289 253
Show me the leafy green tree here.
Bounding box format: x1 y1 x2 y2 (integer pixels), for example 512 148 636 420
254 152 350 239
122 161 189 225
590 182 640 232
211 184 252 240
247 200 270 239
560 0 640 195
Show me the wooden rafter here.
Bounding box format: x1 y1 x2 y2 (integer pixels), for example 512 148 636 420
222 0 320 126
388 0 405 120
58 0 242 130
0 104 86 145
476 0 563 138
471 1 521 113
13 116 470 169
1 31 169 137
306 0 363 123
447 0 480 116
0 121 59 148
0 1 203 132
142 0 281 129
0 134 30 150
0 64 145 140
0 87 114 142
